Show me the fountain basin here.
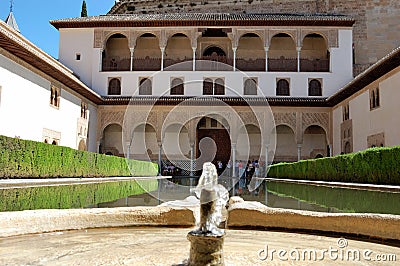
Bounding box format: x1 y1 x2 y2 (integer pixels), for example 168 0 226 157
1 200 399 242
0 227 399 265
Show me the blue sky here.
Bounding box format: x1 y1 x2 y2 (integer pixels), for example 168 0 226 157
0 1 114 58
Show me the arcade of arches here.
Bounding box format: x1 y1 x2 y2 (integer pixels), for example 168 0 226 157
97 105 331 175
98 28 333 72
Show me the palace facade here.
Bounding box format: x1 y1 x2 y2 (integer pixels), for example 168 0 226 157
0 2 400 176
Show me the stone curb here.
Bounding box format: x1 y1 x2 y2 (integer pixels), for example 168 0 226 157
0 206 194 237
227 201 400 241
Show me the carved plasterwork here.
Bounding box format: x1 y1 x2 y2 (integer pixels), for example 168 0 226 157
269 29 299 47
302 112 329 133
273 112 296 132
94 29 103 48
236 29 266 48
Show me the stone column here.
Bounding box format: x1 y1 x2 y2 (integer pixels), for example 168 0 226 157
129 48 134 71
296 47 301 72
192 47 196 71
264 47 269 72
160 47 165 71
231 143 236 177
99 49 103 72
190 143 195 177
297 144 302 161
158 142 163 175
265 144 269 172
328 47 332 72
126 142 131 159
232 47 237 71
96 141 101 153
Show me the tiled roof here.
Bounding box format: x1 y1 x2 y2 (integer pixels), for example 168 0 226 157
0 20 102 104
327 46 400 106
51 13 354 29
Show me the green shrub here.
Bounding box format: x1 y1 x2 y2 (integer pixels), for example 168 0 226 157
0 135 158 178
268 146 400 185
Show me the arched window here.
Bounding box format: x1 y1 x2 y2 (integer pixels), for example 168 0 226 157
108 78 121 95
139 78 152 95
244 78 257 95
214 78 225 95
203 46 226 57
203 78 213 95
170 78 184 95
52 140 58 145
276 79 290 96
308 79 322 96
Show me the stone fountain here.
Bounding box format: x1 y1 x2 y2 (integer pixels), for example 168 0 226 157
187 162 229 266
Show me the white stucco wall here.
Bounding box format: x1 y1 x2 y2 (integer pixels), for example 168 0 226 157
332 66 400 154
0 54 96 151
59 28 94 88
58 27 353 98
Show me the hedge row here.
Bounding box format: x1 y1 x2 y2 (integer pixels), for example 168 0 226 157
0 135 158 178
268 146 400 185
0 179 158 212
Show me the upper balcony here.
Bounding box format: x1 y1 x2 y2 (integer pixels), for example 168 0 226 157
100 31 330 73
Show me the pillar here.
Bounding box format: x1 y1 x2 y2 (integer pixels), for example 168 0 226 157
158 142 163 175
232 47 237 71
296 47 301 72
129 48 134 71
265 144 269 173
192 47 196 71
231 143 236 177
190 143 195 177
297 144 302 161
328 47 332 72
99 49 103 72
126 142 131 160
264 47 269 72
160 47 165 71
96 141 101 153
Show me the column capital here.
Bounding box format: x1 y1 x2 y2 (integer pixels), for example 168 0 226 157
296 46 302 52
297 143 302 148
232 46 237 52
264 46 269 52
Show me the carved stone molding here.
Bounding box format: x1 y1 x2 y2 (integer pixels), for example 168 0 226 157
302 112 329 133
273 112 296 132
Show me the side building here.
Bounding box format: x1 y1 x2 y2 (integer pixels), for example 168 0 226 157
0 20 101 152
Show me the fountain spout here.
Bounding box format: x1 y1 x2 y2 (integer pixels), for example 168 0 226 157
187 162 228 265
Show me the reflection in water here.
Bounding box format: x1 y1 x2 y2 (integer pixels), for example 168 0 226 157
93 177 400 215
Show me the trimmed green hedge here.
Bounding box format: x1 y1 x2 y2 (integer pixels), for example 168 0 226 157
0 135 158 178
268 146 400 185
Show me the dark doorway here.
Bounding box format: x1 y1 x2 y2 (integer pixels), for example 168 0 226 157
196 117 231 175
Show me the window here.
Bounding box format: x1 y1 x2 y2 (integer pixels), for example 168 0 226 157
203 78 213 95
139 78 152 95
202 78 225 95
214 78 225 95
81 102 88 119
276 79 290 96
170 78 184 95
108 78 121 95
76 53 81 61
308 79 322 96
343 103 350 121
370 87 380 110
244 78 257 95
50 86 60 108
